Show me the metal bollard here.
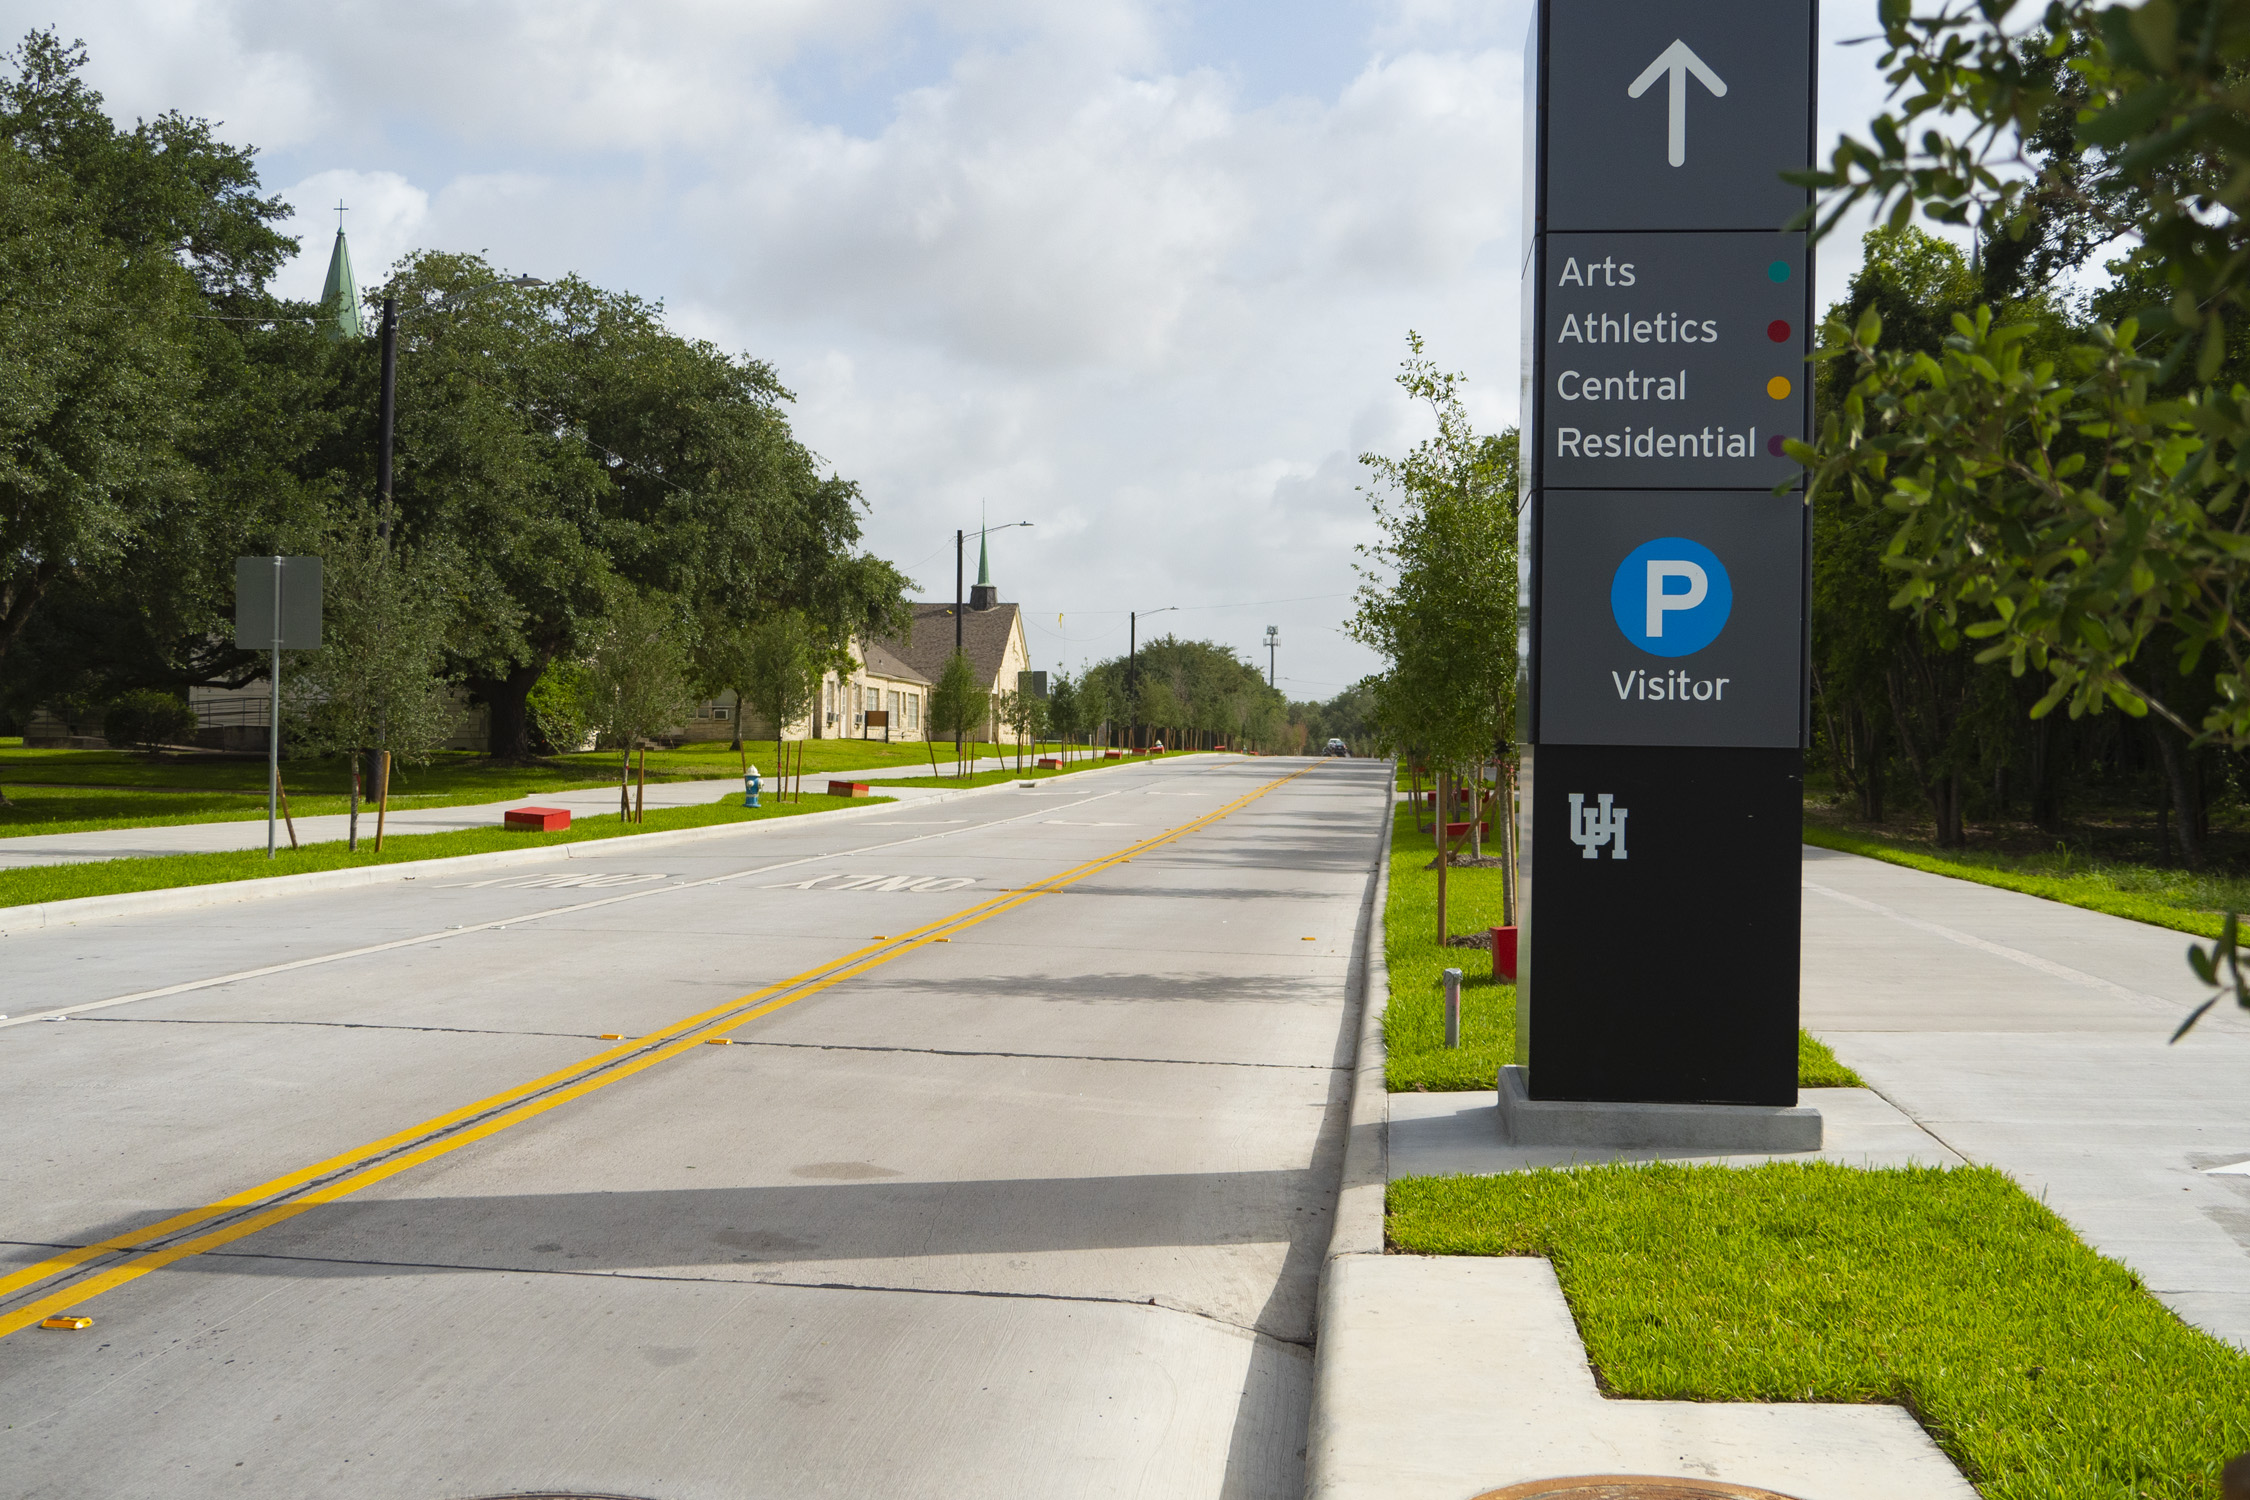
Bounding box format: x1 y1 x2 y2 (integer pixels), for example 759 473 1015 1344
743 765 762 808
1442 967 1463 1048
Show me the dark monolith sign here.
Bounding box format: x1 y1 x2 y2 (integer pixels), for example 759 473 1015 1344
1515 0 1814 1106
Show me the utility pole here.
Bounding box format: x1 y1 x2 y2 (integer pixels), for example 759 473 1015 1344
376 295 397 542
1264 624 1279 688
955 528 964 761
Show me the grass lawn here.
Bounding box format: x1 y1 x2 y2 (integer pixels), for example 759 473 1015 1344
0 741 1004 837
1383 804 1864 1091
1388 1161 2250 1499
1804 817 2245 941
0 792 890 910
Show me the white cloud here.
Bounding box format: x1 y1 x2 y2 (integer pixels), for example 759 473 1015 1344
270 170 430 302
2 0 1904 695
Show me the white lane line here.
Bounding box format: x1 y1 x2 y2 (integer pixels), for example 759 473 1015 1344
2204 1159 2250 1175
1801 879 2179 1010
0 783 1144 1030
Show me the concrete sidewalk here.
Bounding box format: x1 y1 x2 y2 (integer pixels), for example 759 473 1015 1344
0 753 1071 868
1306 840 2250 1499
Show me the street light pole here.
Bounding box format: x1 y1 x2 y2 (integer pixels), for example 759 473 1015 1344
1128 605 1176 752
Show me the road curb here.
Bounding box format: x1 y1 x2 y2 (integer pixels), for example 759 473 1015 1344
1323 757 1394 1264
1305 758 1394 1500
0 752 1216 937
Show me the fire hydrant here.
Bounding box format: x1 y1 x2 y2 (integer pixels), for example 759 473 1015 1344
743 764 762 808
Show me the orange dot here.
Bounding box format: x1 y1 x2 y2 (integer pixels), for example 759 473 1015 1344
1766 376 1792 400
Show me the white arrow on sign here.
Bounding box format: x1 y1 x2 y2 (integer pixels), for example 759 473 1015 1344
1627 39 1727 168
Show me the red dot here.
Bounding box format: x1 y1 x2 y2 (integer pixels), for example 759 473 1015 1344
1767 320 1792 342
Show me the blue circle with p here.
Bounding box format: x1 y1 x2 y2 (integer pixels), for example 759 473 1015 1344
1610 538 1732 657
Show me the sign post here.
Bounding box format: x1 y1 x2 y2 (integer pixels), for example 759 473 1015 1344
1512 0 1816 1127
235 556 323 859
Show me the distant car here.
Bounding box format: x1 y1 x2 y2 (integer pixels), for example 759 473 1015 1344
1324 738 1348 757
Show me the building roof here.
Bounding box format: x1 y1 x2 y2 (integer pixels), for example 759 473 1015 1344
877 601 1023 693
860 638 932 687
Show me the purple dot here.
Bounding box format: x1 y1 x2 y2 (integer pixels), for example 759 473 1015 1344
1767 435 1787 457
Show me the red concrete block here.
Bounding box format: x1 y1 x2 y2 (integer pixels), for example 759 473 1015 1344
1036 758 1061 769
1104 750 1123 759
1491 926 1518 982
504 806 571 832
827 780 871 798
1443 821 1491 839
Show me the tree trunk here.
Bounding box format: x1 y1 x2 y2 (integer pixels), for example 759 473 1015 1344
1935 770 1964 848
1886 667 1960 846
1435 770 1449 946
2151 722 2207 869
474 656 551 761
1852 706 1885 822
2028 711 2060 833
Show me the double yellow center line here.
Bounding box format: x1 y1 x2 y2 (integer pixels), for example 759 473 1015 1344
0 760 1322 1339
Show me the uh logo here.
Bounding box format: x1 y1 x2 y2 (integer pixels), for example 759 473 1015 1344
1568 792 1629 859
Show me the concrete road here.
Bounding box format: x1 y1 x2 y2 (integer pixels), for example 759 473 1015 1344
0 754 1389 1499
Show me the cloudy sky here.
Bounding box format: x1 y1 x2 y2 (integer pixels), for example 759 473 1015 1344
11 0 1896 700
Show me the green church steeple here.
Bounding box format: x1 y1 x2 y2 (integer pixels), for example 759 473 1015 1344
318 204 364 341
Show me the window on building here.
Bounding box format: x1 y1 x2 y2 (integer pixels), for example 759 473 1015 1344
886 690 899 723
865 685 879 711
906 694 920 729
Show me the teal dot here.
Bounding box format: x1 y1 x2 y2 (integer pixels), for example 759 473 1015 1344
1767 260 1791 282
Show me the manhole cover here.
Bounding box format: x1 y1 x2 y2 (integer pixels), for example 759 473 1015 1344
1474 1480 1807 1500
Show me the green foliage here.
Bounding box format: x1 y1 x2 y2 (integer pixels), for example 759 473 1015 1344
995 685 1044 763
525 659 597 755
1046 672 1083 750
284 522 460 764
366 251 916 757
0 32 912 765
734 609 822 756
1388 1162 2250 1499
0 30 327 712
1291 681 1380 756
1079 635 1287 751
1802 0 2250 748
1349 333 1518 771
99 689 196 752
585 590 695 754
927 651 986 774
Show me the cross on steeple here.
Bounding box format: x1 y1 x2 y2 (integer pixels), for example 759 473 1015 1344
334 199 348 232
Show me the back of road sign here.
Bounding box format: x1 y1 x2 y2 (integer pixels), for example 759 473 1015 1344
1514 0 1814 1108
234 556 324 651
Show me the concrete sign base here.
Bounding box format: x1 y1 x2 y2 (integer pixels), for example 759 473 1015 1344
1496 1067 1822 1151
